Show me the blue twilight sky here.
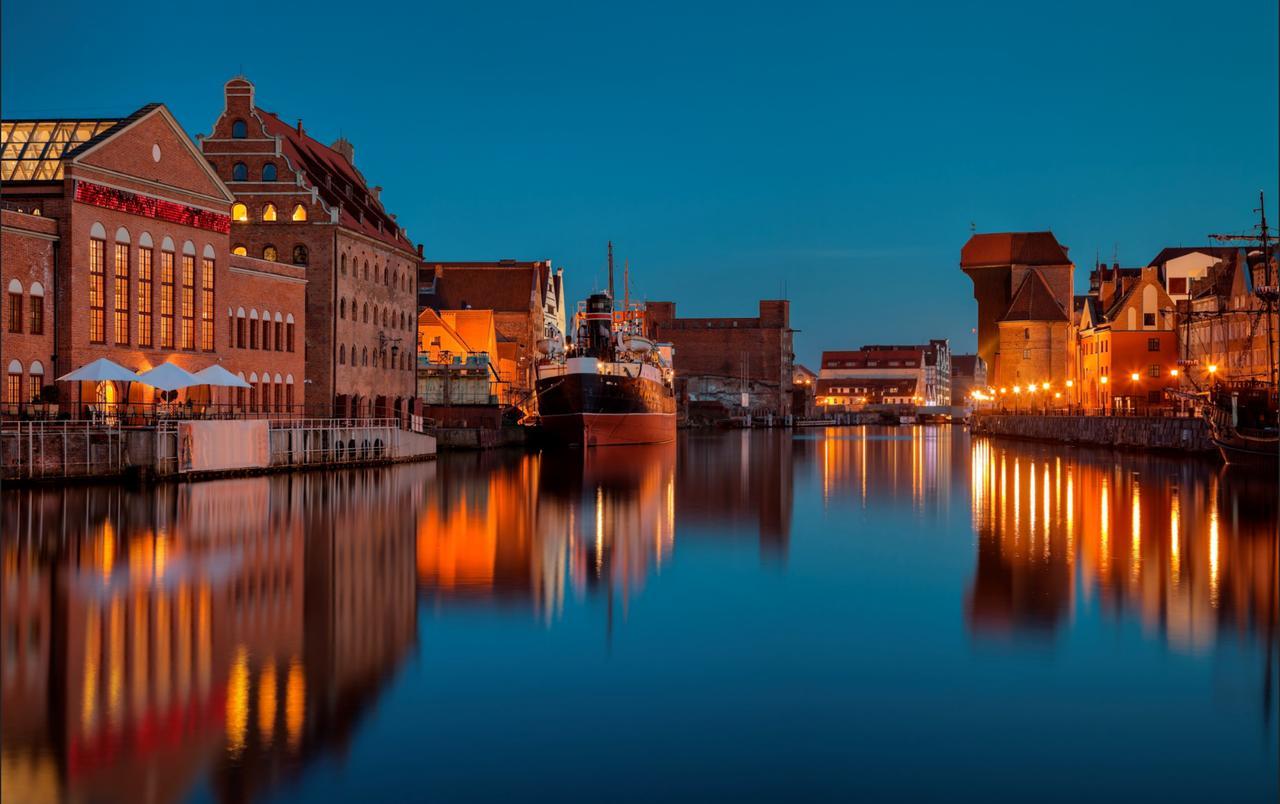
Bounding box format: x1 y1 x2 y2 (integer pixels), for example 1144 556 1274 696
3 1 1276 364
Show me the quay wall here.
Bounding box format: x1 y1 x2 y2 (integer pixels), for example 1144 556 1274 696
971 414 1215 454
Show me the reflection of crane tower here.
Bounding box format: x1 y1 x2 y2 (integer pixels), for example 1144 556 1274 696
1207 191 1278 388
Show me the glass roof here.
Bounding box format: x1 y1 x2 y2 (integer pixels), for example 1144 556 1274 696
0 119 119 182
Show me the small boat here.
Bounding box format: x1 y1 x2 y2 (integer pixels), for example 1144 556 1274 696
1202 381 1278 466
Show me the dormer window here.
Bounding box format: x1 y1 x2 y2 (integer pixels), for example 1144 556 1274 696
232 119 248 139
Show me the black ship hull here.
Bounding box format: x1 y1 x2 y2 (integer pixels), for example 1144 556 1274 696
536 371 676 446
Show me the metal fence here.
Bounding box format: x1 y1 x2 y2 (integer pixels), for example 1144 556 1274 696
1 419 126 480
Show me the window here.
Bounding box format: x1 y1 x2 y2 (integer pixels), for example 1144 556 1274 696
160 249 175 347
181 254 195 349
232 203 248 222
232 119 248 138
1149 364 1160 378
113 242 130 344
339 344 346 364
4 363 20 406
1148 338 1160 352
249 312 258 349
262 204 277 221
28 362 43 403
236 309 246 348
232 162 247 181
232 245 247 256
362 347 368 366
137 248 153 346
363 261 369 280
291 204 307 221
1143 313 1156 327
29 287 43 335
7 282 20 333
1023 327 1030 339
263 245 278 261
341 254 347 275
1022 349 1030 359
89 237 106 343
286 315 295 352
275 315 283 351
340 299 346 319
1169 277 1187 295
262 163 277 181
262 312 271 350
363 303 369 323
286 377 294 409
292 245 308 265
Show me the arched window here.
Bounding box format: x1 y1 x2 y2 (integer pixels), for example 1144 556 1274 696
363 261 369 280
291 204 307 221
285 314 295 352
262 204 277 222
7 279 22 335
340 254 347 275
339 298 346 319
232 244 247 256
362 347 368 366
363 303 369 323
285 375 294 410
232 162 247 181
248 373 258 410
249 309 259 349
232 203 248 222
261 310 272 350
232 119 248 139
274 312 283 352
373 349 378 368
263 245 278 261
4 359 22 407
262 163 277 181
292 245 308 265
339 344 346 364
28 361 44 402
382 308 388 327
236 307 246 348
373 305 379 327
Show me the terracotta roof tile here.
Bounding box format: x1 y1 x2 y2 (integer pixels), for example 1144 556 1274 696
961 232 1070 267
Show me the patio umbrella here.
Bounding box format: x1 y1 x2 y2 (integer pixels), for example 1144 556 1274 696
192 364 253 389
56 357 139 383
134 362 201 391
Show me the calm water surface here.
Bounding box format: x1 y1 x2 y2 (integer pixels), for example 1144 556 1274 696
2 427 1277 802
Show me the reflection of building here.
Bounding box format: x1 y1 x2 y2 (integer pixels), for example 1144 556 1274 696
817 425 954 514
676 431 794 557
0 468 423 804
966 437 1278 651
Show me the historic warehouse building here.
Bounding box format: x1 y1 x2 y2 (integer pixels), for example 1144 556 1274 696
201 77 421 417
1 104 305 415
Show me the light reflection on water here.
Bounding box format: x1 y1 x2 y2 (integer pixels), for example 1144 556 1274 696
1 426 1276 803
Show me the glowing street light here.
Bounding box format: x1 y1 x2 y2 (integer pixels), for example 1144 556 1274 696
1065 379 1074 388
1169 369 1179 377
1013 386 1021 394
1130 372 1140 382
1208 364 1218 375
1040 382 1049 391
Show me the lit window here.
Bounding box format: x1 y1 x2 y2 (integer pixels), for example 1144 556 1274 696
291 204 307 221
89 238 106 343
201 256 215 351
114 242 130 344
262 204 277 221
29 288 44 335
137 248 152 346
232 203 248 221
262 163 277 181
181 254 195 349
232 245 247 256
231 119 248 139
232 162 247 181
160 248 175 347
263 245 278 261
6 281 21 334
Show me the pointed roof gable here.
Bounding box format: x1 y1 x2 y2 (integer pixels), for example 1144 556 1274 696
961 232 1070 267
1001 269 1069 322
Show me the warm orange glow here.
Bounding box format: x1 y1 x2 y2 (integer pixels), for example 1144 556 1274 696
1130 372 1140 382
1013 386 1021 394
1065 379 1074 388
1169 369 1179 377
1100 376 1108 385
232 202 248 221
262 203 277 221
226 645 249 758
258 660 277 745
1208 364 1217 374
1040 382 1049 391
291 204 307 221
285 659 305 751
232 245 247 256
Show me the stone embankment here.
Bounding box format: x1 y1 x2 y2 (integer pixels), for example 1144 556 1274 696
971 414 1215 455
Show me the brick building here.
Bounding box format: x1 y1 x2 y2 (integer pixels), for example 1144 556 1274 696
1180 248 1277 387
1075 265 1179 412
200 77 419 417
418 260 565 402
1 105 304 416
950 354 988 406
644 300 794 418
961 232 1075 390
818 341 952 408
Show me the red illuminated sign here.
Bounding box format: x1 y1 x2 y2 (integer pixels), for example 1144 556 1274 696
74 181 231 234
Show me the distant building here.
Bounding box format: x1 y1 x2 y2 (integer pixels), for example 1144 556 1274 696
960 232 1074 390
1181 249 1276 385
418 260 565 404
818 340 951 407
950 354 987 406
201 77 420 418
791 363 817 418
644 300 794 418
1148 247 1239 303
816 377 919 409
416 308 516 405
1076 265 1179 411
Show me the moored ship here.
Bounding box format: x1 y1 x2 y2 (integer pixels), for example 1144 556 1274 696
536 290 676 447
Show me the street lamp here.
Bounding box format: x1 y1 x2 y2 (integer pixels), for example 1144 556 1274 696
1100 375 1109 415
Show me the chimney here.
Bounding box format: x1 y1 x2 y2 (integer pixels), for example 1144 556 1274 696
330 137 355 165
372 185 382 202
296 119 303 136
417 244 424 258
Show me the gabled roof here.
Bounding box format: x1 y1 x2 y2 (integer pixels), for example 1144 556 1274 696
1001 269 1068 322
1 106 161 182
253 108 415 253
951 354 984 375
427 265 539 313
1147 246 1238 267
961 232 1070 267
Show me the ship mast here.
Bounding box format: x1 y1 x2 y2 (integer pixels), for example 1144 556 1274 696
1209 190 1278 389
623 260 630 335
607 241 615 304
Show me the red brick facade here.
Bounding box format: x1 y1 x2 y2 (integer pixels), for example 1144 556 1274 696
1 210 58 407
200 78 419 417
645 300 794 416
1 105 306 417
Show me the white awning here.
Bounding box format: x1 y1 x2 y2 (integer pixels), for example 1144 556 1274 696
134 362 201 391
56 357 139 383
192 364 253 388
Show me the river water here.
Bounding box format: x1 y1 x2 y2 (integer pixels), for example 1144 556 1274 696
1 427 1276 802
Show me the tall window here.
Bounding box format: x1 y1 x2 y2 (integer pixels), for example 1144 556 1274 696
292 245 308 265
201 257 215 350
137 248 153 347
7 288 20 333
262 313 271 350
286 318 295 352
249 314 258 349
1149 364 1160 378
113 242 130 344
4 367 20 406
29 292 43 335
160 250 175 347
274 317 283 351
181 255 195 349
89 238 106 343
236 311 246 348
228 309 235 348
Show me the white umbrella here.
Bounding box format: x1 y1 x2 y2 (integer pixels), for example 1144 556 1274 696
134 362 201 391
57 357 139 383
192 364 252 388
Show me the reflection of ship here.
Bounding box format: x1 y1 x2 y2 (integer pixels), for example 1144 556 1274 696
536 251 675 447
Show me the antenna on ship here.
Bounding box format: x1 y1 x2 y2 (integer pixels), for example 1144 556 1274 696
623 259 630 334
607 241 615 304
